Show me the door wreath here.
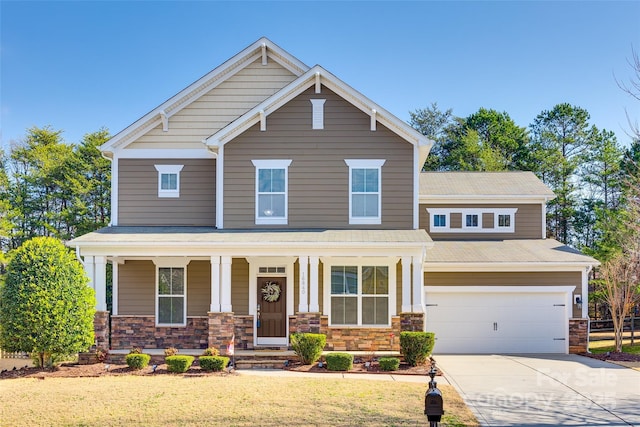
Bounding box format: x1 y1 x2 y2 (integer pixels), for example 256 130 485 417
261 281 281 303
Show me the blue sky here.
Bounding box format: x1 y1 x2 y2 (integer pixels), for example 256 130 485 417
1 1 639 148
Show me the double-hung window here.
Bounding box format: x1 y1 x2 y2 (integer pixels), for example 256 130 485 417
154 165 184 198
252 160 292 225
330 265 389 326
157 267 186 326
345 159 385 225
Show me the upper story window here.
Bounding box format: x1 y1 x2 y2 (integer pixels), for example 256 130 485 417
494 209 517 232
427 208 518 233
154 165 184 198
433 214 447 228
464 213 480 229
157 267 186 326
345 159 386 225
251 159 292 225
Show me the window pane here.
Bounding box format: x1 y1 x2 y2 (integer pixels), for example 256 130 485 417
352 194 379 217
352 169 365 192
258 169 271 192
362 266 375 294
434 214 446 227
258 194 285 217
364 169 378 192
466 214 478 227
376 266 388 294
362 297 388 325
171 268 184 294
158 268 171 294
159 296 184 324
345 266 357 294
331 267 345 294
161 173 177 190
331 296 357 325
270 169 285 192
331 266 357 294
499 214 510 227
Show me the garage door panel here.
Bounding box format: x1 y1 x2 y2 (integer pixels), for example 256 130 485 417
425 288 570 354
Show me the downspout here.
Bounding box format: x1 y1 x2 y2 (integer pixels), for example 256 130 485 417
75 245 85 267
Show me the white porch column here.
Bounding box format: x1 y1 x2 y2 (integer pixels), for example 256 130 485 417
94 256 107 312
84 255 95 292
220 256 232 312
309 256 320 312
112 259 119 315
581 266 591 318
412 255 424 312
210 256 221 312
401 256 412 313
298 256 309 313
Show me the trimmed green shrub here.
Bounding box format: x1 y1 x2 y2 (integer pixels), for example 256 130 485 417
0 237 95 368
199 355 229 372
125 353 151 370
202 347 220 356
378 357 400 371
290 333 326 365
325 352 353 371
166 355 194 373
400 331 435 366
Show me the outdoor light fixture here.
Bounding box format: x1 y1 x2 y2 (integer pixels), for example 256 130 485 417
575 295 583 309
152 364 158 373
104 364 110 371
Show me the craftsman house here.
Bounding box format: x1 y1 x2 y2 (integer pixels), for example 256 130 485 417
69 38 596 355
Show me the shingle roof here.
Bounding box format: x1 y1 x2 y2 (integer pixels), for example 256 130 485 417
420 172 556 198
425 239 597 265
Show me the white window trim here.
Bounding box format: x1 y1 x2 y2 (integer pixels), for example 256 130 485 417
322 257 396 328
344 159 385 225
155 265 187 327
154 164 184 198
251 159 292 225
426 207 518 233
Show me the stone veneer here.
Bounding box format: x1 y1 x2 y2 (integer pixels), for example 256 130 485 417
400 312 425 332
289 312 322 334
319 316 401 351
234 315 254 350
208 312 235 353
111 316 208 349
94 311 110 349
569 318 589 354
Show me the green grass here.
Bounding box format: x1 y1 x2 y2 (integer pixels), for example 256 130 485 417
0 374 479 426
589 339 640 354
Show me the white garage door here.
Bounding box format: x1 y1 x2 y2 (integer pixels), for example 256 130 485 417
425 286 573 354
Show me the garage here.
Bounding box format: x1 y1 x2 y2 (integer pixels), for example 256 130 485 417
424 286 574 354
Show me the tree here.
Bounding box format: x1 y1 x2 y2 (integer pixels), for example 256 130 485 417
0 237 95 367
530 104 596 243
409 103 455 170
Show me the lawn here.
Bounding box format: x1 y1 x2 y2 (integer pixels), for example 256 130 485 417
589 339 640 354
0 374 478 426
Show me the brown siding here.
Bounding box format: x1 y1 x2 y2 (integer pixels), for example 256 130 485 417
224 86 414 229
187 261 210 316
424 271 580 287
118 260 155 315
231 258 249 315
420 204 542 240
119 158 216 226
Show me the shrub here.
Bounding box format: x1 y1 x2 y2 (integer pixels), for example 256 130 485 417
165 355 194 373
0 237 95 368
164 347 179 357
325 352 353 371
125 353 151 370
202 347 220 356
199 355 229 372
95 348 109 363
378 357 400 371
400 332 435 367
290 333 326 365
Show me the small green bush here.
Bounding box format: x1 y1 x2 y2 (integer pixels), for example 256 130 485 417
325 352 353 371
164 347 179 357
378 357 400 371
400 332 435 367
125 353 150 370
202 347 220 356
199 355 229 372
290 333 326 365
165 355 194 373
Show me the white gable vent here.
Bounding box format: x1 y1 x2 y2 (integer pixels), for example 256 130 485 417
310 99 326 130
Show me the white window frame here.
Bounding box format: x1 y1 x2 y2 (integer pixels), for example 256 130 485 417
426 207 518 233
154 164 184 198
427 208 451 231
156 266 187 327
344 159 385 225
463 211 482 230
251 159 292 225
323 257 396 327
494 208 518 232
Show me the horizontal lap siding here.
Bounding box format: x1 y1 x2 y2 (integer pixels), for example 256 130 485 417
129 59 297 148
420 203 542 239
118 158 215 226
187 261 211 316
224 86 414 229
118 260 155 315
232 258 249 315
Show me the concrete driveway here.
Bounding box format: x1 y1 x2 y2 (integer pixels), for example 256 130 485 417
435 354 640 427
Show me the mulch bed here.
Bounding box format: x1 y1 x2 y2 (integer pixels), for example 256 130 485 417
580 351 640 362
285 359 439 376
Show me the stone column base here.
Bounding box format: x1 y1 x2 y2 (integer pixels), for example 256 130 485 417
208 312 235 354
569 318 589 354
290 312 322 334
94 311 110 349
400 312 425 332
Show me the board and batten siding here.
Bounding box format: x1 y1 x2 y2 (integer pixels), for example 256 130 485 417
224 86 414 229
128 59 298 149
420 203 542 239
118 158 216 226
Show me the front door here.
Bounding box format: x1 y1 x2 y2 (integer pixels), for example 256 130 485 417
257 277 287 339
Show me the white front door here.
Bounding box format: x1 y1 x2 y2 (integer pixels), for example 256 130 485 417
425 286 572 354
